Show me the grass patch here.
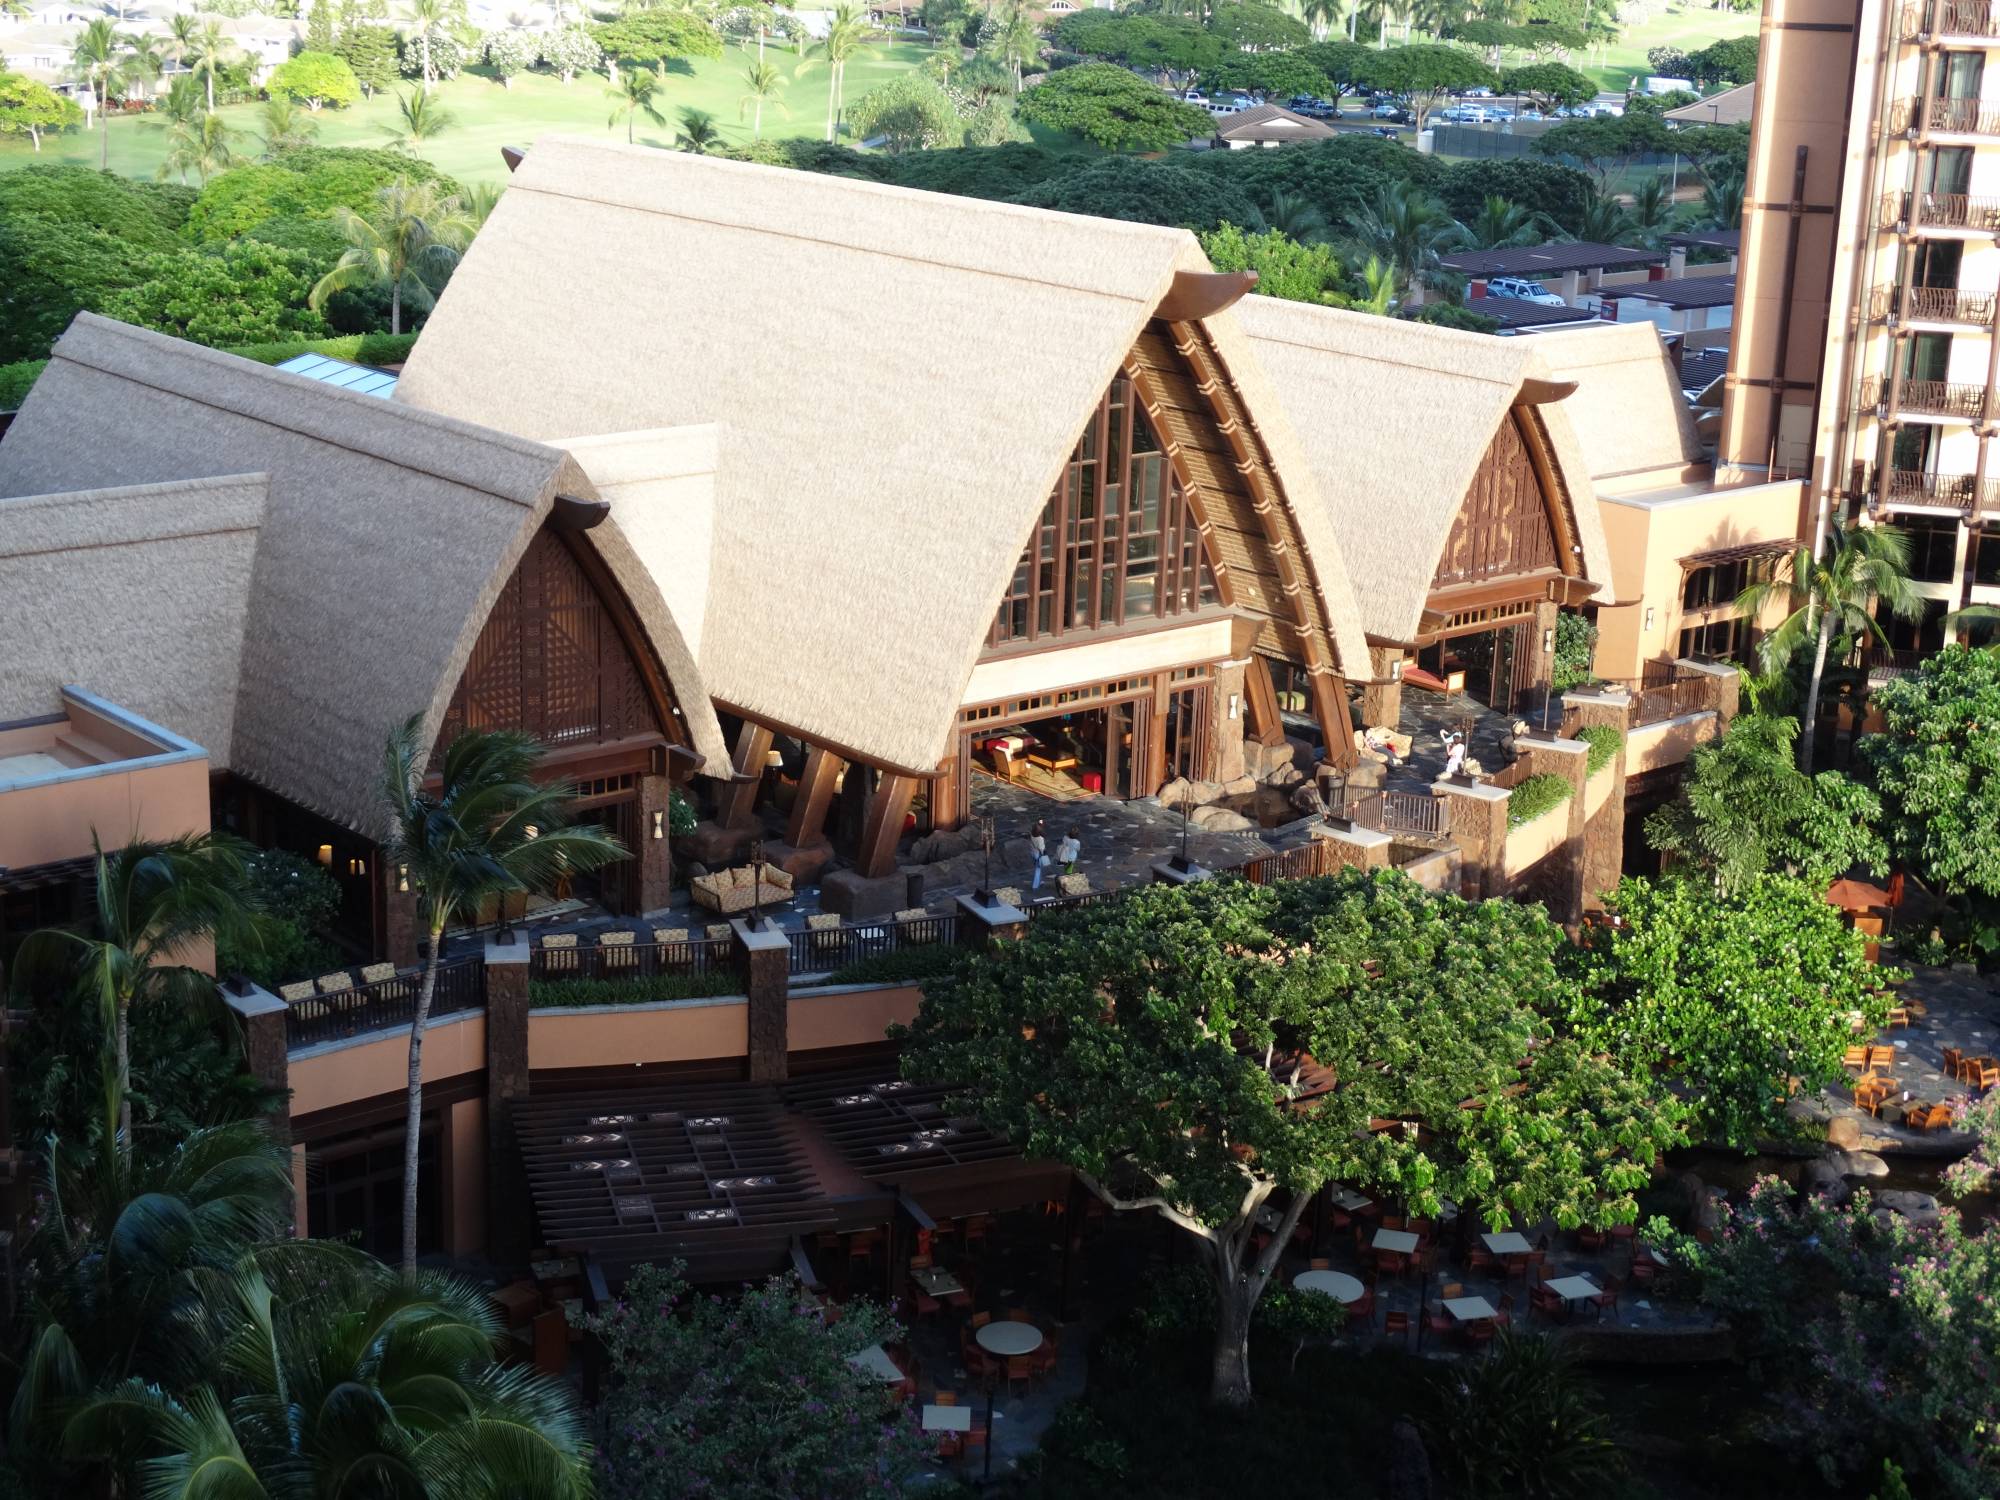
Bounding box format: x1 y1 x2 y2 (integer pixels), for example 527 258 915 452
528 971 741 1008
0 45 935 185
1579 3 1758 92
1577 724 1624 776
817 943 965 988
1507 772 1575 827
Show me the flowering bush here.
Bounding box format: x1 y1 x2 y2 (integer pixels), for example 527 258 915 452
1681 1176 2000 1496
582 1262 934 1499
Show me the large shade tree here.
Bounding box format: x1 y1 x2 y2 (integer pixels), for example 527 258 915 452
380 719 625 1272
898 871 1683 1406
1352 44 1495 133
1016 62 1213 152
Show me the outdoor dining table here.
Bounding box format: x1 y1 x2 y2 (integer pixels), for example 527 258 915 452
1480 1230 1532 1257
847 1343 905 1383
975 1320 1046 1478
1328 1186 1373 1212
1444 1295 1498 1323
1293 1269 1366 1304
922 1404 973 1434
1371 1227 1420 1255
911 1265 963 1297
1542 1275 1602 1311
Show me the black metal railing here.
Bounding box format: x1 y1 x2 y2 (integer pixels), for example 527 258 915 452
1882 191 2000 232
787 911 959 976
528 935 735 983
1860 374 1989 418
1872 283 1997 323
285 954 486 1048
1867 645 1928 678
1023 888 1121 920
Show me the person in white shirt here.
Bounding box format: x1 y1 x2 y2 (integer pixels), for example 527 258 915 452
1443 732 1468 779
1057 828 1081 875
1028 819 1048 891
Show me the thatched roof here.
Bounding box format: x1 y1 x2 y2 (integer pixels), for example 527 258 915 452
1233 298 1613 645
396 136 1368 775
0 315 725 837
0 475 264 762
1530 321 1704 486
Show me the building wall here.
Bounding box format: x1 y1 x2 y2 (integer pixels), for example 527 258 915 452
0 756 210 870
288 1010 487 1118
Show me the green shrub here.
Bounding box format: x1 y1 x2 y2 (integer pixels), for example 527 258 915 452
1577 724 1622 776
1551 610 1599 691
1422 1331 1624 1498
223 331 419 365
820 942 965 988
0 360 46 410
1507 772 1573 827
216 848 345 989
184 148 460 244
0 164 183 250
528 971 742 1008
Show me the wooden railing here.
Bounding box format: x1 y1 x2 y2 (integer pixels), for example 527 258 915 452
1860 375 1989 418
1893 95 2000 135
1882 191 2000 232
1872 283 1997 324
1866 646 1928 679
787 911 958 976
1907 0 2000 36
529 935 736 983
285 955 486 1048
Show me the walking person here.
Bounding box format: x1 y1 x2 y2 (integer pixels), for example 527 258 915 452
1057 826 1081 877
1028 818 1048 892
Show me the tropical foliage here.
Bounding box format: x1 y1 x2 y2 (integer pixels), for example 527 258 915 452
0 71 83 152
1423 1332 1624 1498
1506 772 1572 828
102 237 327 345
1016 62 1211 153
266 49 362 110
308 175 474 335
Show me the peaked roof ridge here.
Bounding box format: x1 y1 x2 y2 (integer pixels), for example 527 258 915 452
1231 297 1539 387
0 473 268 558
55 315 578 510
511 135 1201 304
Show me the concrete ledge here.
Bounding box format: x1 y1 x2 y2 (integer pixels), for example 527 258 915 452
1552 1323 1736 1365
957 893 1027 925
1151 860 1213 884
1435 780 1509 802
527 993 749 1019
486 936 529 966
1323 824 1393 851
731 916 791 953
1526 736 1588 757
289 1002 483 1062
1563 686 1632 707
222 983 287 1020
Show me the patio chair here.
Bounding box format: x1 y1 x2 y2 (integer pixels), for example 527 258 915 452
1495 1293 1515 1329
1462 1318 1497 1350
1349 1288 1375 1320
1573 1226 1604 1251
1530 1282 1566 1321
1466 1246 1495 1274
1979 1061 2000 1091
360 962 397 984
1382 1311 1410 1347
599 931 638 970
1944 1047 1964 1078
1887 1006 1911 1029
1005 1355 1035 1396
1911 1103 1955 1132
315 970 354 995
540 932 579 973
1310 1258 1333 1271
1866 1045 1897 1070
1590 1275 1622 1322
1843 1045 1871 1071
278 981 316 1004
1376 1250 1409 1278
1423 1307 1454 1340
705 922 734 943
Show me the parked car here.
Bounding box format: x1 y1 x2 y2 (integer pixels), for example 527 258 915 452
1183 88 1208 105
1371 125 1400 138
1370 100 1404 119
1484 275 1567 307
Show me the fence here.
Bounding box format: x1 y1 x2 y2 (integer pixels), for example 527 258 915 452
285 954 486 1049
1342 788 1451 840
528 935 735 984
787 910 959 976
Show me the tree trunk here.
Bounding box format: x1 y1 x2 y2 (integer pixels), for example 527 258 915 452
99 87 108 170
115 991 132 1158
1799 609 1835 776
1209 1265 1255 1406
754 98 762 137
29 124 40 150
390 282 402 336
206 71 214 112
400 928 443 1273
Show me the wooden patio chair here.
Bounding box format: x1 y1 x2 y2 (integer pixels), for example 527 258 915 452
1382 1311 1410 1347
1423 1306 1454 1340
1912 1103 1955 1132
1462 1317 1497 1350
1866 1045 1897 1070
1439 1281 1464 1300
1530 1282 1566 1321
1005 1355 1035 1396
1886 1006 1912 1029
1944 1047 1964 1079
1843 1045 1870 1071
1495 1293 1515 1329
1590 1275 1622 1322
1309 1257 1332 1271
1376 1249 1409 1278
1978 1061 2000 1091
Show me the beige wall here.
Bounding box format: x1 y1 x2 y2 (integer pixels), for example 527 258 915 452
1504 800 1570 879
1627 711 1721 773
1592 480 1803 679
288 1011 487 1118
960 617 1236 709
0 755 211 870
527 996 749 1071
787 982 921 1051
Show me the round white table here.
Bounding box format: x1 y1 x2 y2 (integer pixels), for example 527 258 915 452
1292 1269 1365 1304
976 1320 1046 1477
975 1320 1045 1357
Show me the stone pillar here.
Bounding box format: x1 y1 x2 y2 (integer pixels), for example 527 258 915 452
1151 859 1214 885
1317 822 1393 871
1560 268 1582 303
1515 736 1590 930
224 982 291 1149
1437 781 1510 901
1565 689 1633 909
1676 657 1741 725
734 918 792 1083
484 937 532 1269
956 894 1028 952
1519 601 1560 719
1360 646 1403 730
1209 661 1249 785
383 877 421 969
637 773 674 915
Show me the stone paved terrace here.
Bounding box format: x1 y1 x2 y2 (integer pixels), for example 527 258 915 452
1815 964 2000 1153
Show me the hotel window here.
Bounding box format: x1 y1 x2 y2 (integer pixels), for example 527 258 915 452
1972 524 2000 588
1681 552 1775 612
1678 617 1747 663
1904 516 1962 584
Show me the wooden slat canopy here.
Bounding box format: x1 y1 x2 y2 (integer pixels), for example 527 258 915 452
783 1070 1020 1183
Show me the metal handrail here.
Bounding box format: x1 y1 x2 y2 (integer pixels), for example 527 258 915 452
1893 95 2000 134
787 911 959 975
285 954 486 1048
1873 283 1997 323
1883 191 2000 232
529 935 735 983
1869 466 2000 512
1859 375 1988 417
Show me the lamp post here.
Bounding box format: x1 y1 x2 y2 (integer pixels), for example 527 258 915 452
974 816 996 906
1173 785 1195 872
748 838 766 931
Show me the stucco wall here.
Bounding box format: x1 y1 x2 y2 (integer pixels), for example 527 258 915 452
1504 801 1571 879
0 755 211 870
1627 711 1719 773
527 995 750 1071
787 982 922 1050
1584 760 1614 821
288 1010 486 1118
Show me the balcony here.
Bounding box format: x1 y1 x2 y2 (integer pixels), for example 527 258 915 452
1891 95 2000 135
1871 283 1998 324
1901 0 2000 40
1881 191 2000 232
1858 463 2000 513
1859 374 1989 418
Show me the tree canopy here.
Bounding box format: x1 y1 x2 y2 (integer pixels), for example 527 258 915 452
1500 61 1596 113
589 10 723 66
1207 1 1310 51
1011 153 1259 229
1565 874 1896 1146
101 238 329 346
1857 645 2000 902
0 72 83 152
1016 62 1213 152
898 871 1681 1403
1352 44 1496 132
847 70 964 151
1200 222 1353 305
266 49 361 110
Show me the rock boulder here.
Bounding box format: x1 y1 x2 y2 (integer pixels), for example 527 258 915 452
1874 1189 1943 1229
1190 804 1255 832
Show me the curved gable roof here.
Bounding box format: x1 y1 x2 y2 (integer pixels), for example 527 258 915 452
1526 321 1704 486
1232 298 1612 644
0 315 724 835
396 137 1366 774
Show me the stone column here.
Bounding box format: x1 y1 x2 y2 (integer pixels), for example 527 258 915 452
1359 646 1403 731
1317 822 1393 872
1519 601 1561 719
383 877 421 969
1675 657 1741 725
1436 781 1510 901
484 937 532 1269
224 982 291 1148
734 918 792 1083
1514 735 1590 930
1565 689 1633 910
1209 661 1249 785
956 895 1028 952
636 773 675 914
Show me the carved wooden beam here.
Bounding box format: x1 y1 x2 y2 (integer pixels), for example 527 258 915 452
551 493 610 530
1156 270 1258 322
718 721 774 829
784 746 844 848
856 773 918 880
1512 377 1579 406
501 145 526 172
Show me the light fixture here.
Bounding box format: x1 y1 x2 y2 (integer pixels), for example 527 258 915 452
1643 607 1656 631
347 857 367 878
652 809 665 840
764 749 783 769
524 823 540 840
396 864 409 893
316 843 332 866
1227 693 1240 720
1542 628 1555 652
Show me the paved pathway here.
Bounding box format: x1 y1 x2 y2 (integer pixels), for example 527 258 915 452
1818 964 2000 1149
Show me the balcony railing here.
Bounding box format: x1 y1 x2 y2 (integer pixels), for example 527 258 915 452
1872 283 1998 323
1905 0 2000 38
1865 465 2000 512
1881 191 2000 232
786 911 958 977
1859 374 1989 417
1892 95 2000 134
530 934 736 983
285 954 486 1048
1866 645 1928 679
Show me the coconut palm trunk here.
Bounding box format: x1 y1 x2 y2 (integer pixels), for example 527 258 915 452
401 921 444 1271
1800 609 1836 776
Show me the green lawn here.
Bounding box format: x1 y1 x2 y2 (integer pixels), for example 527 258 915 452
0 39 932 184
1582 2 1758 92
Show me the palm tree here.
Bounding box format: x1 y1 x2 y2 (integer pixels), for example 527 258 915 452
739 54 788 138
164 10 200 70
67 1243 595 1496
7 835 257 1167
1573 189 1633 243
70 18 125 169
1736 523 1925 773
676 103 722 151
380 720 624 1273
1460 193 1553 250
187 17 233 113
798 0 878 142
1261 187 1328 242
607 63 666 142
981 1 1039 93
383 85 455 149
461 178 504 227
310 178 474 335
1302 0 1342 40
1354 0 1399 46
1625 175 1677 247
1700 163 1744 231
256 93 319 157
402 0 452 92
1347 180 1467 299
159 108 239 184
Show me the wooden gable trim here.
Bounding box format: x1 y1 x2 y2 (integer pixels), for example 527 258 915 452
1511 406 1584 579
